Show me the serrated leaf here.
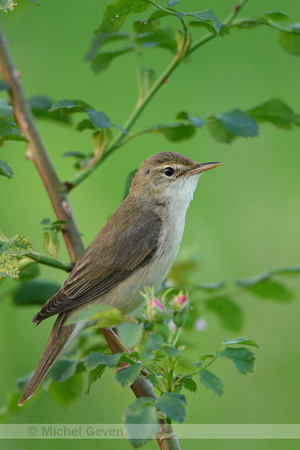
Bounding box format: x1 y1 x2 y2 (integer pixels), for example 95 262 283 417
178 9 222 34
49 99 92 114
0 235 33 255
50 359 78 383
181 376 197 393
48 373 83 406
13 279 61 306
199 370 223 397
223 338 263 352
124 402 159 448
115 363 142 387
220 347 255 374
97 0 151 35
84 352 124 370
87 109 111 129
207 109 258 144
247 99 300 129
0 160 13 179
279 31 300 56
0 254 19 279
155 393 186 423
118 322 143 348
86 365 106 394
0 0 17 12
204 296 244 332
147 123 196 142
91 47 134 74
29 95 70 124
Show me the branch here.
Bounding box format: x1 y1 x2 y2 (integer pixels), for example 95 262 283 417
0 24 84 264
102 328 181 450
27 252 72 272
69 0 248 189
0 24 179 449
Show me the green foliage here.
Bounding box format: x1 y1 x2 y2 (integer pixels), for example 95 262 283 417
199 370 224 397
177 9 222 35
155 393 186 422
0 99 27 143
0 0 17 13
0 159 13 178
0 234 33 279
13 279 61 306
115 363 142 388
220 347 255 374
204 296 244 332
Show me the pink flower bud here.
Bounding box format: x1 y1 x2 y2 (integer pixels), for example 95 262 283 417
150 298 163 311
147 297 164 323
172 293 188 311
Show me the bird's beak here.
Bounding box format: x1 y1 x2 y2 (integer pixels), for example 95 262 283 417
180 162 221 177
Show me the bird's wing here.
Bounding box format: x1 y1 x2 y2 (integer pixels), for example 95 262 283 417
33 197 162 323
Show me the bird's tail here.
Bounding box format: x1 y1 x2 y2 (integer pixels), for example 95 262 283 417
18 312 85 406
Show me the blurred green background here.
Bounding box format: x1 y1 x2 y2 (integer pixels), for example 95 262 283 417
0 0 299 449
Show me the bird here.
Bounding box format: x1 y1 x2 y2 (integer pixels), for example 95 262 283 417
18 151 221 406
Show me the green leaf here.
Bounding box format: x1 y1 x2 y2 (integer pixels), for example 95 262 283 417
236 274 294 302
90 47 135 74
199 370 224 397
132 10 169 34
29 95 70 124
0 254 19 279
49 99 92 114
43 229 59 258
0 80 9 91
207 109 258 144
124 399 159 448
220 347 255 374
18 258 40 281
93 308 138 328
13 279 61 306
223 338 263 352
177 9 222 34
48 373 83 407
97 0 151 35
168 0 178 6
181 376 197 393
0 99 26 142
155 393 186 423
118 322 143 348
264 12 289 22
232 18 266 30
165 345 182 357
66 303 112 323
86 365 106 394
135 28 177 53
0 0 17 13
204 296 244 332
0 235 33 255
279 31 300 56
87 109 111 129
0 160 13 179
147 123 196 142
115 363 142 388
84 352 124 370
176 111 204 128
86 33 130 60
247 99 300 130
50 359 78 382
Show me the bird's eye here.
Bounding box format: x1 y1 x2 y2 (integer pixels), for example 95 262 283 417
164 167 175 177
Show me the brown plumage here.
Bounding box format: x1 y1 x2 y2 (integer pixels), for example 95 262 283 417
19 151 220 406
